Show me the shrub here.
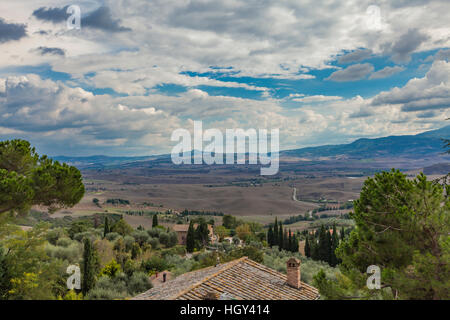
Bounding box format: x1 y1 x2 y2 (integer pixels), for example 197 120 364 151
105 232 120 242
159 232 169 246
46 228 66 245
45 243 82 263
261 247 338 285
85 287 128 300
59 289 83 300
165 255 196 276
127 272 152 295
161 245 186 257
99 259 122 278
111 218 133 236
147 237 160 250
132 230 149 246
147 228 162 238
73 229 101 242
123 259 138 277
56 237 73 248
141 256 170 273
123 236 135 251
93 239 115 267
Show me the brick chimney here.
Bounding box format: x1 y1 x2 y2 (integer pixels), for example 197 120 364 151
286 258 301 289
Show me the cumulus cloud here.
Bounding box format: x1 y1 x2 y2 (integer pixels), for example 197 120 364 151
32 6 70 23
337 49 372 64
383 29 429 63
369 66 405 79
349 108 374 118
1 0 449 154
83 6 131 32
372 60 450 112
0 74 181 154
32 5 130 32
0 18 26 43
434 49 450 62
326 63 374 82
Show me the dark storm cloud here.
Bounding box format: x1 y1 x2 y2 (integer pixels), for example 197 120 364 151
337 49 372 64
35 46 65 56
0 18 27 43
325 63 374 82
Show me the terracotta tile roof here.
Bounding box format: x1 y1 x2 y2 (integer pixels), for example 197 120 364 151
133 257 320 300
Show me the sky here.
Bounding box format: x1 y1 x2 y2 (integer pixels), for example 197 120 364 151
0 0 449 156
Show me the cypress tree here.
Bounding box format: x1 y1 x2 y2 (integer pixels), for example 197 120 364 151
152 214 158 228
273 218 278 247
318 225 328 262
311 239 319 260
186 221 195 253
340 226 345 241
267 226 274 247
103 216 110 238
278 222 283 251
326 230 332 264
330 224 340 267
196 220 210 247
305 236 310 257
82 238 96 295
283 229 288 251
288 229 292 252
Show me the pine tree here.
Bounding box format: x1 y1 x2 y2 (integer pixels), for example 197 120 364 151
82 238 96 295
103 216 110 238
267 226 274 247
273 218 278 247
152 214 158 228
186 221 195 253
314 170 450 300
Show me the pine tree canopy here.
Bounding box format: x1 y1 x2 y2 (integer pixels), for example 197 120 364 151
0 139 84 215
314 170 450 300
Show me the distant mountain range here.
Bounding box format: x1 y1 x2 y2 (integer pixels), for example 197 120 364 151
281 125 450 159
53 125 450 170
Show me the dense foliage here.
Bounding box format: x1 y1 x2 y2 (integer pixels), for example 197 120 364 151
0 139 85 215
267 218 299 253
313 170 450 300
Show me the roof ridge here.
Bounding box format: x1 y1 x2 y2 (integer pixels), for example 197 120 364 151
171 256 249 299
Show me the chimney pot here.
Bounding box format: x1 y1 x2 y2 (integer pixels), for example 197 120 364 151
286 258 301 289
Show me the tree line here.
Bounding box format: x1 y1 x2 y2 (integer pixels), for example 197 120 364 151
304 224 343 267
267 218 299 253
